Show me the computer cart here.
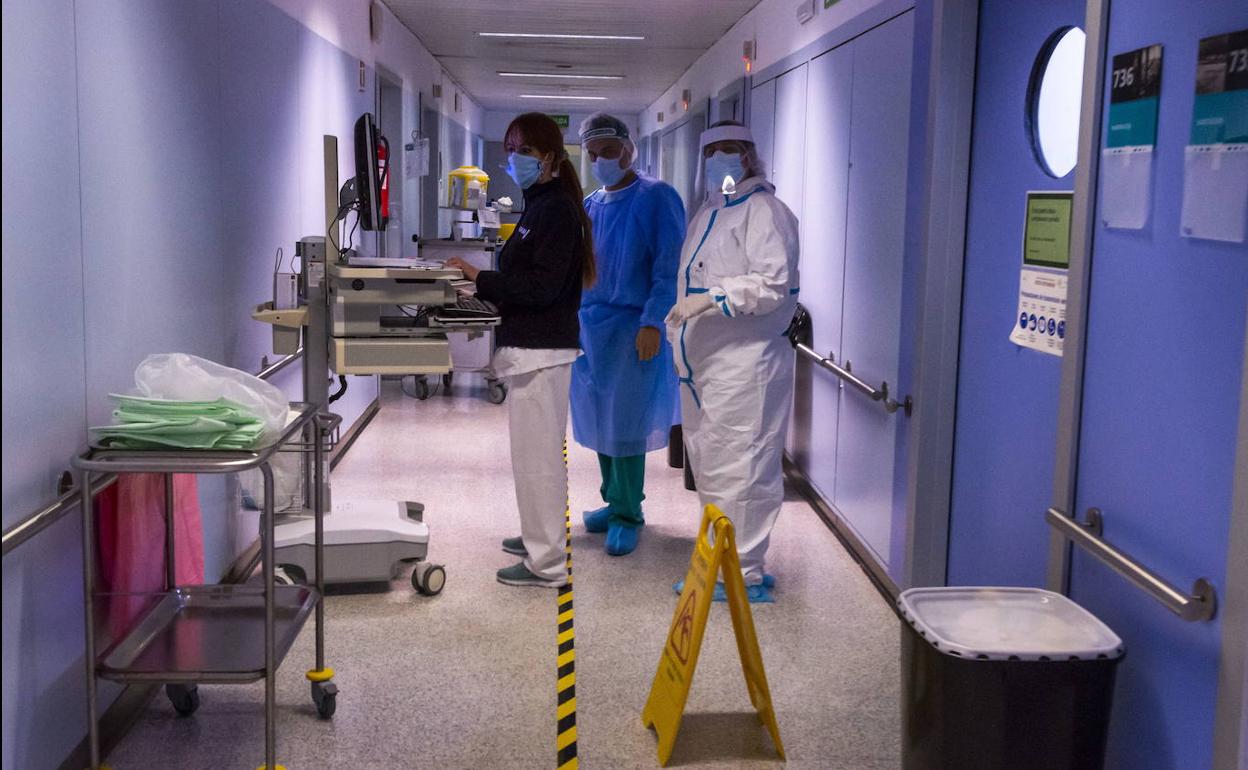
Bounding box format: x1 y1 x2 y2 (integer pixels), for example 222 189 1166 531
414 238 507 404
73 403 338 770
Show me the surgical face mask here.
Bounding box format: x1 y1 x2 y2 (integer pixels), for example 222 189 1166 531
507 152 542 189
705 151 746 195
593 155 630 187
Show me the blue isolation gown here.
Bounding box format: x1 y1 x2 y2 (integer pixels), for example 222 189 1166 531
571 175 686 457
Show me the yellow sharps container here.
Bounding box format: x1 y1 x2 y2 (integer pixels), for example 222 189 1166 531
447 166 490 209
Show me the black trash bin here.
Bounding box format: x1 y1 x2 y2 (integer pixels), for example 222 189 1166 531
897 587 1124 770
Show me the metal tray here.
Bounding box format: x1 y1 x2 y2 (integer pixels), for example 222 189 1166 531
97 584 318 683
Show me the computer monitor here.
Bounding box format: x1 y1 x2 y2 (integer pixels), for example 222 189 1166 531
353 113 389 231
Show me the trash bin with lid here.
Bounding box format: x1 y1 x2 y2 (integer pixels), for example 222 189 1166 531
897 587 1124 770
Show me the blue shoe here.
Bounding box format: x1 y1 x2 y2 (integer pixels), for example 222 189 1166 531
673 573 775 596
583 505 611 533
605 523 641 556
496 562 566 588
744 584 775 603
500 536 527 556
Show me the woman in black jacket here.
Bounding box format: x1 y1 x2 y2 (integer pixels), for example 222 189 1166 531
447 112 596 588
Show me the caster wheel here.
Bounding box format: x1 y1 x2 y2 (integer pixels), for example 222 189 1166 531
412 562 446 596
275 564 307 586
311 680 338 719
487 381 507 405
441 372 454 392
413 377 432 400
166 683 199 716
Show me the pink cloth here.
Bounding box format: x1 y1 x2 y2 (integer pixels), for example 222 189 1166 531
96 474 205 636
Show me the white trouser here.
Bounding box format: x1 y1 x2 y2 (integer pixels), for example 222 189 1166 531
507 363 572 581
679 338 793 587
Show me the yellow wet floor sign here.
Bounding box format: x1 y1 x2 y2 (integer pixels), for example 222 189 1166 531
641 505 785 766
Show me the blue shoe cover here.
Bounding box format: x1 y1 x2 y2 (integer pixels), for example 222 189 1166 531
605 523 640 555
744 584 775 603
583 505 611 533
673 574 776 599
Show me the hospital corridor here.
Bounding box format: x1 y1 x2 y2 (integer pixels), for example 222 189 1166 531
3 1 1247 769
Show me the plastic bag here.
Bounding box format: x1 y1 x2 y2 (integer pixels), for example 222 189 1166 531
239 449 304 513
133 353 288 440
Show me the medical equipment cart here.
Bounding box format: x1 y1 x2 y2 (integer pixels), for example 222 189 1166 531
414 237 507 404
73 403 339 770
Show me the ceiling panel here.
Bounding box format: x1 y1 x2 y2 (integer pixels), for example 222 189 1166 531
384 0 761 114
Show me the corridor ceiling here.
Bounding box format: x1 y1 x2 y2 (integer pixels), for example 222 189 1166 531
384 0 763 114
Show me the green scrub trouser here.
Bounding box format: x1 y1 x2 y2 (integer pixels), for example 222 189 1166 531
598 453 646 527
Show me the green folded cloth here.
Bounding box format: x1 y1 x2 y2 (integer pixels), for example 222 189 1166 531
91 395 269 450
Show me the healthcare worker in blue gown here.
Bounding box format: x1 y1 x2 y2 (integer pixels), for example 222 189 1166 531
571 113 686 556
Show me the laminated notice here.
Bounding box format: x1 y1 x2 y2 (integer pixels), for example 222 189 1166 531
1009 267 1068 357
1101 44 1162 230
1180 29 1248 243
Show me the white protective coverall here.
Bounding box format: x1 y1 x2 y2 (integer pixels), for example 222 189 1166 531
668 174 800 586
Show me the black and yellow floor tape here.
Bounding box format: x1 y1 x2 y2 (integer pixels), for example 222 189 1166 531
557 442 578 770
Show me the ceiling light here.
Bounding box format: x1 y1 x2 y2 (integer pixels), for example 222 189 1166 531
519 94 608 101
478 32 644 41
499 72 624 80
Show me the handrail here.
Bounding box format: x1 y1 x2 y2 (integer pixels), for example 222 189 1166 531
794 342 912 416
1046 507 1217 622
2 350 304 556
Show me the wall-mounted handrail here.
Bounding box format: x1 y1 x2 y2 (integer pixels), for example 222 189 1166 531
2 350 304 556
1046 507 1217 622
794 342 912 416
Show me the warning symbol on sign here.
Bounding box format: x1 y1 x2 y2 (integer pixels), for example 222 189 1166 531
669 589 697 664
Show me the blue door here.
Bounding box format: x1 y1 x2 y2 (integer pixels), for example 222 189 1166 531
949 0 1085 588
1066 2 1248 767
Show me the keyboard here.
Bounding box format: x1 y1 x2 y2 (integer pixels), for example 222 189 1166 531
433 295 500 321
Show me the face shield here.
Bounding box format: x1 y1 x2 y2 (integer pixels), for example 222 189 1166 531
580 116 636 187
694 124 764 201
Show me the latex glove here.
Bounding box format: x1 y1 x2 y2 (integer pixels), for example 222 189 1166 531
636 326 661 361
664 294 716 327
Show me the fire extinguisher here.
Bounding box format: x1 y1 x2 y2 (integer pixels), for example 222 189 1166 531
377 136 390 228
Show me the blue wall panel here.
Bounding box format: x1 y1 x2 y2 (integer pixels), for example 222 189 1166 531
2 1 389 765
220 0 302 375
2 1 102 766
1070 2 1248 767
790 47 853 489
948 0 1084 588
836 13 915 573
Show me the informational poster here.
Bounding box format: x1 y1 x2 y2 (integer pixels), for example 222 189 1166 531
1010 192 1072 356
1101 44 1162 229
404 136 429 180
1181 29 1248 243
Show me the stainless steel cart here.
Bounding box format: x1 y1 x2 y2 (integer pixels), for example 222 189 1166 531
73 403 339 770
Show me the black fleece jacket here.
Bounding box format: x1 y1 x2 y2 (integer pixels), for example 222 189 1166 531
475 179 585 349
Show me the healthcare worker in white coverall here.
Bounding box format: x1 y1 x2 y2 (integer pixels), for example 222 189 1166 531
665 120 800 603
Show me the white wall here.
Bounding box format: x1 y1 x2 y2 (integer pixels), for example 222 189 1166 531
638 0 889 137
0 1 481 767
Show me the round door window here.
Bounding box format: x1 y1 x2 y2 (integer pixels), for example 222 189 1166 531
1027 26 1086 178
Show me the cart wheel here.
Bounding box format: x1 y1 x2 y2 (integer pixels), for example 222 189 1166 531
275 564 307 586
311 680 338 719
413 377 432 400
442 372 454 392
412 562 446 596
487 381 507 405
166 683 200 716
